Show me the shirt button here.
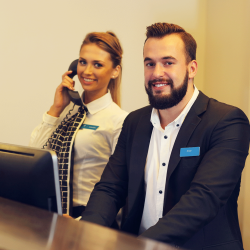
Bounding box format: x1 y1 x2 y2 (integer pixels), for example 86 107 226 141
159 190 162 194
164 135 168 139
162 163 166 166
176 124 179 127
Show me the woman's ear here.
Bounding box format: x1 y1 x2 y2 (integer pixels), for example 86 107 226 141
111 65 121 79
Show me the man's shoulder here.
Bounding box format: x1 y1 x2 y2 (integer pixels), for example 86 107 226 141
122 105 152 128
126 105 152 120
197 91 249 122
130 105 152 115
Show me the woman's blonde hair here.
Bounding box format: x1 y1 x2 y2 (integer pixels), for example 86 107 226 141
80 31 123 107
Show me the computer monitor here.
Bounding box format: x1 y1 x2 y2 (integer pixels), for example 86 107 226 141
0 142 62 215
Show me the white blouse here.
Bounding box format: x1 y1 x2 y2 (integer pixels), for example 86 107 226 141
29 92 128 207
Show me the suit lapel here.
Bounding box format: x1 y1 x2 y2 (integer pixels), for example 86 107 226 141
166 91 209 182
166 109 201 182
163 92 209 214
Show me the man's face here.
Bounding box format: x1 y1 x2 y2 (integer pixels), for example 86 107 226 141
143 34 191 109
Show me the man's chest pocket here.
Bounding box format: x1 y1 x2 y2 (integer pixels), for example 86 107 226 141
174 156 202 183
179 155 202 169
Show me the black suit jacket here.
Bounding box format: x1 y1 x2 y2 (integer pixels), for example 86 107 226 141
81 92 250 250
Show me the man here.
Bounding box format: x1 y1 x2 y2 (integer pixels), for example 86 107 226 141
81 23 249 250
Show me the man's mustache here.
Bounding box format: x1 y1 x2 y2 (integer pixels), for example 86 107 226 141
148 78 174 87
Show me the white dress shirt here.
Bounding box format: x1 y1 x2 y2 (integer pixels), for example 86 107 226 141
139 87 199 234
29 92 128 207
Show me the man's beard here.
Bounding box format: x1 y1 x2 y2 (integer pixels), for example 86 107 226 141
145 70 189 110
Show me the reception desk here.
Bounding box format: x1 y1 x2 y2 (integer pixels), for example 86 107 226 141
0 197 184 250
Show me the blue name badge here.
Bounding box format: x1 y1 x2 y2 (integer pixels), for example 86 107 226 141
180 147 200 157
80 124 99 130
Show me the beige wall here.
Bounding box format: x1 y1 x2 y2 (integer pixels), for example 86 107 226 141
0 0 206 146
204 0 250 248
244 50 250 246
204 0 250 113
0 0 249 247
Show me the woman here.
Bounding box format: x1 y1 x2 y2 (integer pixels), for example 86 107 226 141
29 31 128 219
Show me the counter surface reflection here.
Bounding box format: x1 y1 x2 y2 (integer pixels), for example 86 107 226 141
0 197 184 250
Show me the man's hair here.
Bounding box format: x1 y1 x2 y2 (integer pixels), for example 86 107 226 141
145 23 197 63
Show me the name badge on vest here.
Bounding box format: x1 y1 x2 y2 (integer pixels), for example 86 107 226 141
180 147 200 157
80 124 99 130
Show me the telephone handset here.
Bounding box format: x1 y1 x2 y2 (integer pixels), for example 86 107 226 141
67 59 83 106
42 59 83 149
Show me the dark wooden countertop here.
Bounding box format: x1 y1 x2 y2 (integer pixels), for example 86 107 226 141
0 197 183 250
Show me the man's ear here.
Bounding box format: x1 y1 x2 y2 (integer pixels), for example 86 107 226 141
188 60 198 79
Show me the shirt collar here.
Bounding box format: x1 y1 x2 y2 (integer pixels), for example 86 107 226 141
150 86 199 130
82 91 113 115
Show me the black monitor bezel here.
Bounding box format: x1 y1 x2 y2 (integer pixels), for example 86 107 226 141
0 142 62 215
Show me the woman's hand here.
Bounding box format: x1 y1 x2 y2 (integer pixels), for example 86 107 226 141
48 71 75 117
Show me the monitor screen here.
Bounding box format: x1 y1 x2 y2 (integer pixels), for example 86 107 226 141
0 142 62 215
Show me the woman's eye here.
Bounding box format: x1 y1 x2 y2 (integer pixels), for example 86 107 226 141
79 60 86 65
94 63 103 68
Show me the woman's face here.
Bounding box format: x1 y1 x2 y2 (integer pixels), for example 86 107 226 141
77 43 120 104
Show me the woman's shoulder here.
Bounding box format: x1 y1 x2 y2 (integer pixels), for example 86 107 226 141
107 101 128 117
100 102 128 128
